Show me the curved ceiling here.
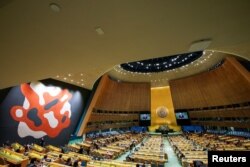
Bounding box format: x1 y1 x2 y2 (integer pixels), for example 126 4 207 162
120 51 203 73
108 50 226 87
0 0 250 89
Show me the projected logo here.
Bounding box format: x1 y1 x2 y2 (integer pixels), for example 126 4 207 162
10 82 72 138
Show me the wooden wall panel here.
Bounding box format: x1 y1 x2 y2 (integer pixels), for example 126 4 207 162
83 122 139 133
77 75 110 136
189 108 250 118
77 75 150 135
89 113 139 122
95 76 150 111
191 121 250 128
170 57 250 109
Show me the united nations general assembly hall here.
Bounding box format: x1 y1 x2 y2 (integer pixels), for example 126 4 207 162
0 1 250 167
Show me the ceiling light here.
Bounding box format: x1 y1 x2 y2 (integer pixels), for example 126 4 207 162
63 77 67 80
71 80 74 82
49 3 61 12
68 74 71 77
80 73 83 76
95 27 104 35
81 79 84 81
56 75 59 78
189 39 212 52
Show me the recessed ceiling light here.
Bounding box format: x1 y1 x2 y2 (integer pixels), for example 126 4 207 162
80 73 83 76
63 77 67 80
56 75 59 78
68 74 71 77
81 79 84 81
71 80 74 82
49 3 61 12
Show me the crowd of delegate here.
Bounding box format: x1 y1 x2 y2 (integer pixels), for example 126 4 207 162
1 129 249 167
0 131 169 167
168 132 250 167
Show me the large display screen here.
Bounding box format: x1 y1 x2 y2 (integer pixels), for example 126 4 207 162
140 114 151 120
175 112 189 119
139 113 151 126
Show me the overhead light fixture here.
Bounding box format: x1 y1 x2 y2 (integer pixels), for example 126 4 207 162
189 39 212 52
95 27 104 35
49 3 61 12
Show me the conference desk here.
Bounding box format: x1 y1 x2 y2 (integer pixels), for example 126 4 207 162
30 144 45 153
133 151 165 158
139 149 164 154
182 158 208 167
91 149 115 159
76 142 91 150
46 151 72 162
87 160 139 167
107 145 127 152
46 145 62 153
242 142 250 149
130 154 166 164
28 150 46 160
67 143 80 152
68 152 92 162
48 162 71 167
0 148 29 167
11 143 25 153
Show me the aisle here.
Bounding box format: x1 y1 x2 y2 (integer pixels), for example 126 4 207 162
116 137 147 161
164 137 182 167
116 150 130 161
116 136 182 167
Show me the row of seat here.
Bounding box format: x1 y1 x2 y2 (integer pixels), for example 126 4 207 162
127 136 167 166
168 135 207 167
188 133 250 151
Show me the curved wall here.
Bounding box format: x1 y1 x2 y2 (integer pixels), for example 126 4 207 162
95 76 150 111
170 57 250 109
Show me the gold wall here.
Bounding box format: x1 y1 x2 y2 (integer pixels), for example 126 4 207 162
150 86 181 132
